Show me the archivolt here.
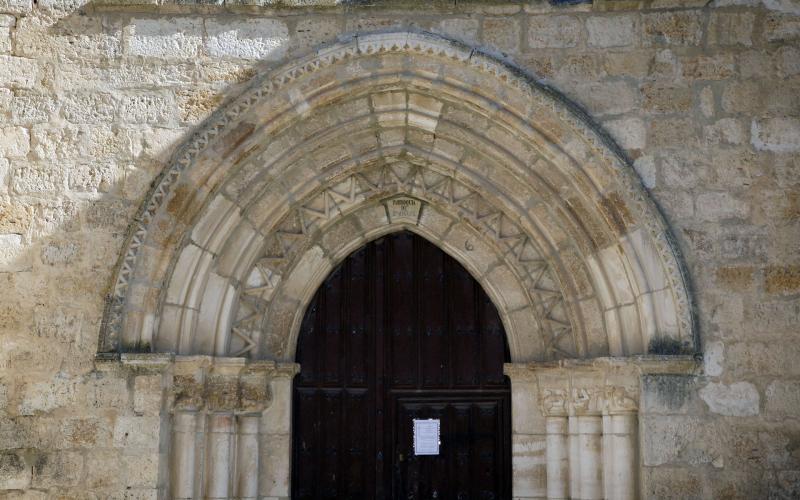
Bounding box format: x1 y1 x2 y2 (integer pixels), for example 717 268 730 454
100 31 695 363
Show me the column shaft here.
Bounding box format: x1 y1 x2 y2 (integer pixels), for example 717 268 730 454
205 413 235 499
235 415 260 499
545 416 569 499
569 415 603 500
603 414 638 500
171 412 198 500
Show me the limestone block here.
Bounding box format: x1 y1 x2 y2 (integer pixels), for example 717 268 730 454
699 381 760 417
641 375 703 416
16 15 121 60
122 452 159 488
604 117 645 150
436 18 479 44
483 17 520 53
752 117 800 153
763 13 800 42
59 418 113 448
695 192 750 221
641 82 692 113
777 45 800 77
86 376 129 410
31 123 132 163
61 92 117 124
294 17 342 50
575 81 638 116
134 375 163 416
0 233 30 272
127 17 203 58
722 81 763 114
0 55 38 88
113 416 161 449
0 0 31 14
527 15 581 48
84 450 121 489
176 88 224 124
30 451 83 488
0 451 30 489
119 92 176 126
642 465 704 500
10 92 58 126
682 54 736 80
205 19 288 60
764 380 800 418
0 127 29 159
586 15 636 48
641 415 721 467
765 265 800 294
39 239 78 266
642 12 703 46
704 118 745 146
18 377 78 416
708 12 754 46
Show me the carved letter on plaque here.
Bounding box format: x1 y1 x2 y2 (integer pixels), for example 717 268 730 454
386 197 423 224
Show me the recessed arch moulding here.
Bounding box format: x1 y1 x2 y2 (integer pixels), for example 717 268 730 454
99 31 696 365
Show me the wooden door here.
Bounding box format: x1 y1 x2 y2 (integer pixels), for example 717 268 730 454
292 231 511 499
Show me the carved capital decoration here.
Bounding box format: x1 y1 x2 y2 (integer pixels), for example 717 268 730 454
167 356 297 413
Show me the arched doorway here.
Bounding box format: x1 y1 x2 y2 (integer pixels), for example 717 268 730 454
292 231 511 499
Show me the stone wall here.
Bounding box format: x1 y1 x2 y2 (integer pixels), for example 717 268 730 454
0 0 798 498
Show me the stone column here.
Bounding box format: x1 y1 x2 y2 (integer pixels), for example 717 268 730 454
205 413 235 498
170 411 198 500
570 413 603 500
545 416 569 499
235 415 261 499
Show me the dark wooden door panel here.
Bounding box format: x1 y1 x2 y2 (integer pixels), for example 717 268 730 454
391 394 511 500
292 231 511 499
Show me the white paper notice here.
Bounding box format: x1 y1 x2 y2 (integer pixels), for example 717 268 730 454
413 419 440 456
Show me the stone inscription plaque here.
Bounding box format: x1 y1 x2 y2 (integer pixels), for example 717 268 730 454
413 418 440 456
386 197 422 224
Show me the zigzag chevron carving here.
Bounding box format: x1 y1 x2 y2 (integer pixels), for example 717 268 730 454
232 162 575 358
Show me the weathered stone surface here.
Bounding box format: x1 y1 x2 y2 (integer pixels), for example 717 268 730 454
751 117 800 153
205 18 289 60
483 16 520 53
527 15 581 48
604 117 646 150
642 12 703 46
0 56 38 89
764 379 800 418
695 192 750 221
586 14 636 48
0 127 29 159
699 381 760 417
126 18 203 58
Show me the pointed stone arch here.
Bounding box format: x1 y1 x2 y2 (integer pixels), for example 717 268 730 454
100 30 696 364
